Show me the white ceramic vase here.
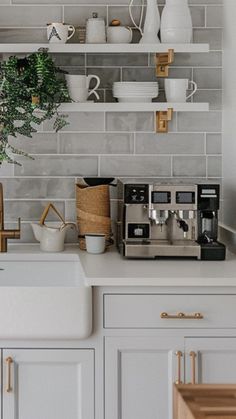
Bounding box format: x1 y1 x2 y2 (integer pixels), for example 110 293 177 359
141 0 160 44
161 0 193 44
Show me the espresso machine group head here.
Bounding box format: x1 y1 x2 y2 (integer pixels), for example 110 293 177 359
116 180 226 260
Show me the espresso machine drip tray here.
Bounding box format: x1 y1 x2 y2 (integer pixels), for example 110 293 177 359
124 240 201 259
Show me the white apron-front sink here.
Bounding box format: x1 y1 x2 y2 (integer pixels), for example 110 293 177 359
0 252 92 340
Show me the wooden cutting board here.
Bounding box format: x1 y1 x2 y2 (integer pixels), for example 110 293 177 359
174 384 236 419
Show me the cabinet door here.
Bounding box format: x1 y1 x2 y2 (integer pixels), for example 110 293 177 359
3 349 94 419
105 336 184 419
185 338 236 384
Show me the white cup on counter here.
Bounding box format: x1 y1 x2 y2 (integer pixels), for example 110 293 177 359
85 234 106 254
164 78 198 102
66 74 100 102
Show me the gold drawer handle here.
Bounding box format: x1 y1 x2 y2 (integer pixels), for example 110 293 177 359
161 312 204 320
6 357 13 393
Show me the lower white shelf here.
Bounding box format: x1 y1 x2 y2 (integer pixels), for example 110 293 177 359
59 102 209 113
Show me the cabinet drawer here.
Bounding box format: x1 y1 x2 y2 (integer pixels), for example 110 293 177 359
104 294 236 329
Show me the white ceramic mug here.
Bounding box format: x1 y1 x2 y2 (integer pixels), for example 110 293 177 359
107 26 133 44
47 23 75 44
164 78 197 102
85 234 106 254
66 74 100 102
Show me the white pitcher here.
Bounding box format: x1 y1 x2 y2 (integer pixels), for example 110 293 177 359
31 203 75 252
129 0 160 44
161 0 193 43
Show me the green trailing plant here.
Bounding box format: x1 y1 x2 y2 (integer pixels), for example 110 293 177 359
0 49 70 165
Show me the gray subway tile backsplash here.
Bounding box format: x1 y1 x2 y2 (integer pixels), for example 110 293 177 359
173 156 207 177
43 112 105 132
59 132 134 154
193 68 222 90
136 133 205 155
177 112 222 133
9 133 58 154
206 134 222 154
14 156 98 177
208 156 222 177
206 6 223 28
0 1 223 242
100 156 172 177
193 90 222 111
0 178 76 199
0 6 62 27
106 112 154 132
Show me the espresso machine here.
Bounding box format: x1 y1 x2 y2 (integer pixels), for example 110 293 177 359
117 180 226 260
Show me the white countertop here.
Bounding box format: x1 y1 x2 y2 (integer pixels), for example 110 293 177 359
1 244 236 287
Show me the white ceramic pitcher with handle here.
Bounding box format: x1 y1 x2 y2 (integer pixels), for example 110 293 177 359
31 203 75 252
129 0 160 44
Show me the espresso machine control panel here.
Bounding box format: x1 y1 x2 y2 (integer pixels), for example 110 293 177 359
124 184 149 204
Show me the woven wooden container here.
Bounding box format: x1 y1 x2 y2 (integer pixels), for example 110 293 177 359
76 183 112 250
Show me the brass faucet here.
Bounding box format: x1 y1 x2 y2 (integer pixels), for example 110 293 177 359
0 183 21 252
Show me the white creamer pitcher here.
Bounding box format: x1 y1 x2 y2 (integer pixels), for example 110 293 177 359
31 203 75 252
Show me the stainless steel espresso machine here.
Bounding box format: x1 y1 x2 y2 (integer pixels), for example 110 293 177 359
117 180 226 260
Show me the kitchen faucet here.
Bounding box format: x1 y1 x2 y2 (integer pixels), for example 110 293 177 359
0 183 21 252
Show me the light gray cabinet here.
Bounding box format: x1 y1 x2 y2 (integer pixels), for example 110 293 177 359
185 338 236 384
105 336 184 419
2 349 94 419
104 292 236 419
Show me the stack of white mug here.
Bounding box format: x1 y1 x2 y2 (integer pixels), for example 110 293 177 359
65 75 101 103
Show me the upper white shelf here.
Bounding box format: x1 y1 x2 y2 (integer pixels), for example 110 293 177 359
0 43 210 54
59 102 209 112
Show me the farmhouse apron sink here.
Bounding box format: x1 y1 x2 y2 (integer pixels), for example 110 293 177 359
0 254 92 340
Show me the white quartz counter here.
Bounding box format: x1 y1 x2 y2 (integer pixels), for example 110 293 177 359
1 244 236 287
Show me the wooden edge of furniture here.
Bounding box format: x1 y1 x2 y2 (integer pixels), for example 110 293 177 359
174 384 236 419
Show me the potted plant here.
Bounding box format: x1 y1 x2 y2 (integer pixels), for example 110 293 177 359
0 49 70 165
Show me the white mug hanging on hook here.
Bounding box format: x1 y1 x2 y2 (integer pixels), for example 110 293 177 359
47 22 75 44
129 0 160 44
161 0 193 43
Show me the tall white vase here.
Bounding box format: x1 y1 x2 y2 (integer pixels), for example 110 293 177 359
161 0 193 43
140 0 160 44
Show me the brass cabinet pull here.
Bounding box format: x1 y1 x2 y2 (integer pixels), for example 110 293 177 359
6 357 13 393
190 351 197 384
175 351 183 384
161 312 203 320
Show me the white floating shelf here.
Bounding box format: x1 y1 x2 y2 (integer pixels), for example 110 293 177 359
59 102 209 112
0 43 209 54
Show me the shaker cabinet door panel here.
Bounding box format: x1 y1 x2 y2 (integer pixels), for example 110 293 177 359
185 338 236 384
105 336 184 419
3 349 94 419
